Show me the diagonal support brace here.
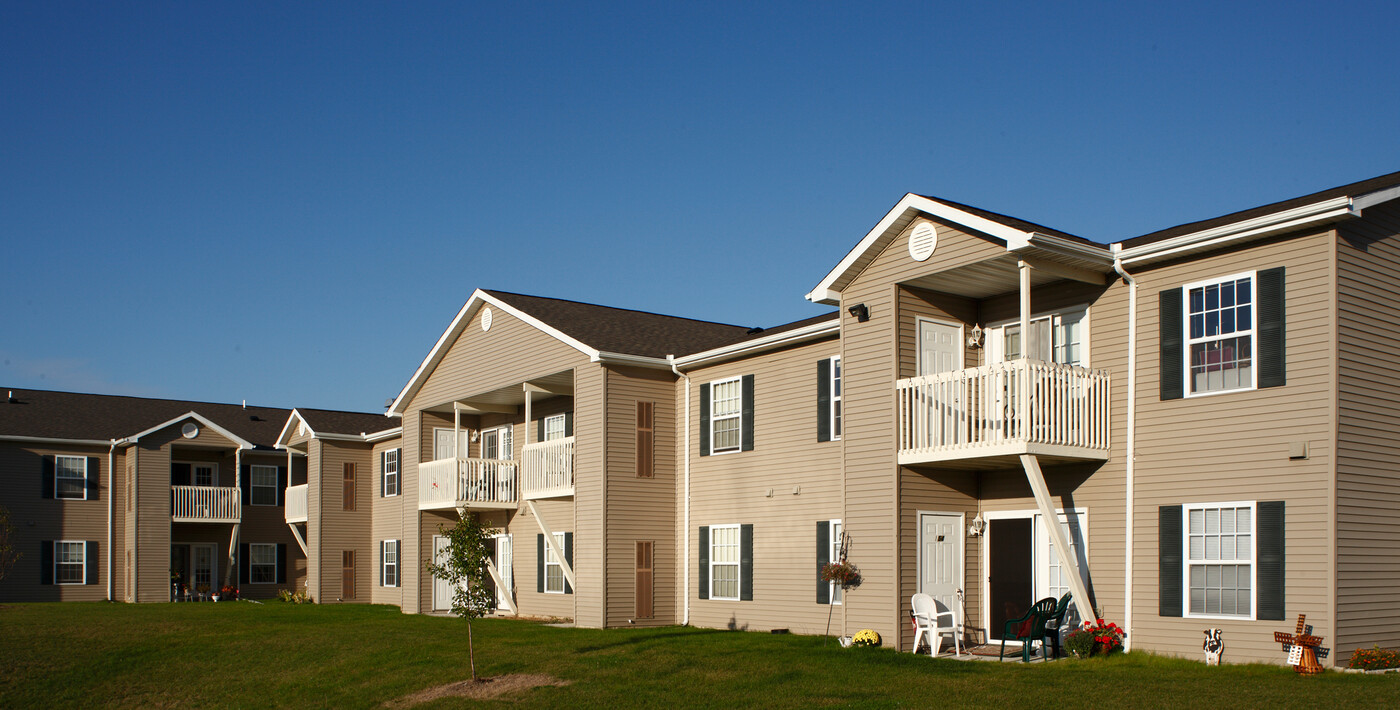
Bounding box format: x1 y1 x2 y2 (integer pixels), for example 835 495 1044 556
1020 454 1097 624
525 499 576 590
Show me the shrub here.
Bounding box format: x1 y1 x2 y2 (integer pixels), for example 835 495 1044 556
1349 646 1400 670
277 589 312 604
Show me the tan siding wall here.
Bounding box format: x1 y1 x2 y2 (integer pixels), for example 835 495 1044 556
315 439 375 603
305 439 323 600
684 337 843 634
603 366 677 626
134 441 171 602
238 451 306 599
0 442 110 601
1336 201 1400 657
897 469 978 648
571 364 604 626
1129 230 1337 663
371 437 407 607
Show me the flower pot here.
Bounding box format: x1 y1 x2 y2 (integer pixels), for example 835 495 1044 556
212 595 220 602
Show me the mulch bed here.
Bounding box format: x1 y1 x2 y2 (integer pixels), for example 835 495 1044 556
384 674 570 707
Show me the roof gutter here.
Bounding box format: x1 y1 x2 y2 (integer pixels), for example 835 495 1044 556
1115 196 1357 266
0 434 113 446
591 351 673 369
672 320 840 370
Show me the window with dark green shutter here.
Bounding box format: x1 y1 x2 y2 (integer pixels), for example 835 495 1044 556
1169 269 1285 398
1165 501 1285 619
817 359 831 442
1159 506 1183 616
816 521 830 604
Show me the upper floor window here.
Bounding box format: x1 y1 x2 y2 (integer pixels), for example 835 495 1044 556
710 378 742 454
1185 273 1254 395
381 449 400 497
831 357 842 440
55 456 87 499
993 309 1085 366
250 465 279 506
482 426 513 460
543 414 566 441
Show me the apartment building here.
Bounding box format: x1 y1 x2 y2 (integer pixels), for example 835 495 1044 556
6 169 1400 666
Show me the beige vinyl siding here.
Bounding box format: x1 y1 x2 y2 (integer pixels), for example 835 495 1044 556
133 439 172 602
238 451 305 599
0 442 109 601
897 286 979 376
571 363 604 627
1129 229 1337 664
371 437 406 607
507 499 577 619
314 439 375 602
1336 200 1400 657
839 217 1006 643
683 337 842 634
304 439 322 600
604 366 676 626
897 469 977 649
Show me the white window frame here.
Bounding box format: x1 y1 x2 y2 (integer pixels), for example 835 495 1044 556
1183 500 1257 621
543 532 567 594
987 307 1088 366
250 465 279 506
828 519 843 605
249 543 278 584
432 427 470 460
54 540 86 584
54 455 88 500
830 357 842 441
1183 271 1258 398
383 449 400 497
709 523 741 601
382 540 399 588
192 463 216 487
709 377 743 455
481 426 513 460
543 414 566 441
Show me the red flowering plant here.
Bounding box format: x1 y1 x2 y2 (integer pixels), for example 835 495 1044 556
1064 618 1125 658
219 585 239 601
820 561 862 589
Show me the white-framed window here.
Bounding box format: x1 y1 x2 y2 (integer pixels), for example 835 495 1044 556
1184 501 1255 619
55 540 86 584
1185 272 1255 396
250 543 277 584
193 464 215 487
55 456 87 500
482 426 513 460
250 465 279 506
710 377 742 454
831 357 842 441
544 414 566 441
382 540 399 587
990 309 1086 366
433 428 470 460
828 519 843 605
710 523 741 600
544 532 566 594
382 449 400 497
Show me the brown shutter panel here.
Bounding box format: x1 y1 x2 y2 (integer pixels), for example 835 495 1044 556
343 462 356 511
636 401 654 478
635 541 654 619
342 550 355 600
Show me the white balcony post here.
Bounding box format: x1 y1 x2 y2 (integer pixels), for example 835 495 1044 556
1018 258 1031 355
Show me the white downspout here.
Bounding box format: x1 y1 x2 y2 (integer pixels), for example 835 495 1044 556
1113 253 1137 651
107 440 116 602
668 355 691 626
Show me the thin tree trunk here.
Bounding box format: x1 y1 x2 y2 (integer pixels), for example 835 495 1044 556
467 618 477 680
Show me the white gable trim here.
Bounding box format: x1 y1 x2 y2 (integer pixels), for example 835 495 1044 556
388 289 602 415
119 411 253 450
274 409 313 448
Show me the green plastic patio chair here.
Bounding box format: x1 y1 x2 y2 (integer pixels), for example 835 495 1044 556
999 597 1058 662
1041 593 1073 659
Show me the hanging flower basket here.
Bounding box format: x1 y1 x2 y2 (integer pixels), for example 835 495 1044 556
820 561 862 589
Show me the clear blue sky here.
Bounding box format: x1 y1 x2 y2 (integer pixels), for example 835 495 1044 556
3 1 1398 413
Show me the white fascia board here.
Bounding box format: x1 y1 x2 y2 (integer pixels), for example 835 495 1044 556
274 410 312 448
592 351 673 369
0 434 114 447
388 289 603 416
1011 232 1114 263
1354 184 1400 212
806 194 1032 304
363 427 403 443
1115 197 1355 266
123 411 255 450
672 320 840 369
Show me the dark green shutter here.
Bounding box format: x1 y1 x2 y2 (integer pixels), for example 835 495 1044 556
240 466 251 504
379 541 386 586
1160 290 1184 400
817 360 831 443
41 456 54 498
537 534 545 593
380 451 387 497
564 412 573 437
392 540 401 587
698 526 709 599
86 541 99 585
276 544 287 584
816 521 830 604
741 375 755 452
1257 501 1286 620
1257 267 1286 389
740 524 754 601
564 533 574 595
86 457 100 500
277 467 288 506
1159 506 1182 617
239 543 250 584
40 541 53 584
699 384 711 456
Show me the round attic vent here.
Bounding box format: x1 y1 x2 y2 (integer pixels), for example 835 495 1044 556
181 422 199 439
908 221 938 261
481 307 493 332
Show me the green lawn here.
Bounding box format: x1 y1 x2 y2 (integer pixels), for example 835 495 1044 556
1 602 1394 708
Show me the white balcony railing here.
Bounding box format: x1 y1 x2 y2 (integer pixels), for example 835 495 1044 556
896 359 1110 463
522 436 575 499
171 485 241 523
419 457 518 510
284 484 308 523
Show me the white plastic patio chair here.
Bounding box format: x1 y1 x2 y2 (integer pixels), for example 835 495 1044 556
911 593 962 657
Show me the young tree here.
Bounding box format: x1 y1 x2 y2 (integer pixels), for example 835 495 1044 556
0 505 18 583
424 511 497 681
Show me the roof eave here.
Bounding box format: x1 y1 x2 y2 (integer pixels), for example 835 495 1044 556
673 320 841 370
1114 196 1358 266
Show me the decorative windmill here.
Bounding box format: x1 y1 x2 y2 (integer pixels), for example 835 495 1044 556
1273 614 1330 675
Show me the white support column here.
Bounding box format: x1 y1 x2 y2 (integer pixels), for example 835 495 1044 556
224 524 240 588
287 524 309 556
1019 454 1096 624
484 557 517 615
1018 258 1032 355
526 499 576 590
453 403 462 458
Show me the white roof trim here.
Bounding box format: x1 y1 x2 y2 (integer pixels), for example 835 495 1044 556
673 319 840 369
1114 196 1356 266
592 351 672 369
275 409 313 448
0 434 114 447
119 411 254 450
1353 183 1400 212
364 427 402 443
389 289 601 415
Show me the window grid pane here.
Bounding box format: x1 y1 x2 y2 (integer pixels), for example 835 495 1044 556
251 544 277 584
1187 276 1254 394
1187 504 1253 617
56 456 86 499
545 533 565 593
712 379 742 452
251 465 278 505
710 525 740 600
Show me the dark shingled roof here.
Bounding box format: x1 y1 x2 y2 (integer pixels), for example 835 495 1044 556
1122 169 1400 248
295 408 397 437
914 194 1102 246
0 388 381 448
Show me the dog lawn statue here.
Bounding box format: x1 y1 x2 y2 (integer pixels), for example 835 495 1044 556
1203 628 1223 666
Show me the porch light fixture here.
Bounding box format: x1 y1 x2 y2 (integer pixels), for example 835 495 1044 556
967 325 985 348
968 513 986 537
847 303 869 322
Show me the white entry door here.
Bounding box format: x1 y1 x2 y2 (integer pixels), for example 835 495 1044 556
917 319 963 376
919 513 963 613
494 535 513 610
432 535 452 611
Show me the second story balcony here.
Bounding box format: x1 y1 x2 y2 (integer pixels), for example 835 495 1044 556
419 457 518 511
284 484 308 523
896 359 1110 468
522 436 575 499
171 485 241 523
